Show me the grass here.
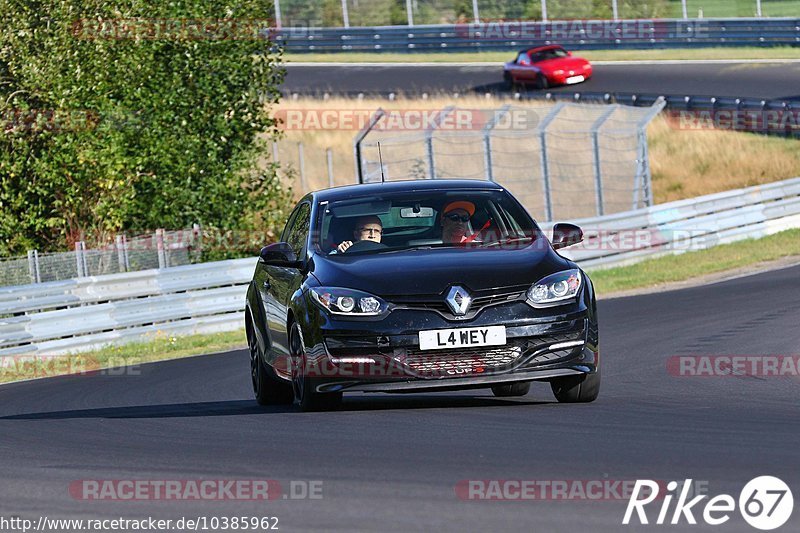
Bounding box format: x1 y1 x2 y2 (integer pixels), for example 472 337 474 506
285 47 800 64
590 228 800 294
0 329 247 384
649 115 800 203
268 96 800 205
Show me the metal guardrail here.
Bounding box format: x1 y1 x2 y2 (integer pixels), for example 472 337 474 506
0 258 256 356
275 18 800 53
546 176 800 269
3 177 800 356
532 92 800 138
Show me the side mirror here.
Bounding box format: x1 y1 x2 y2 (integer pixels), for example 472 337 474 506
551 223 583 250
260 242 300 267
567 51 573 56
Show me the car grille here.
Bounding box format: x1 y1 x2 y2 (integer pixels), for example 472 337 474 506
402 340 527 377
386 285 528 316
397 331 585 377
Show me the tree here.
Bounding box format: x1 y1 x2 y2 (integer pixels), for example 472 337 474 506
0 0 290 256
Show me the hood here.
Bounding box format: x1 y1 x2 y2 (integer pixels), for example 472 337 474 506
310 245 570 297
538 57 589 73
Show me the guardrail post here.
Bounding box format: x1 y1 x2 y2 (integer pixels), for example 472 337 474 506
272 141 279 163
341 0 350 28
425 106 455 180
681 0 688 19
482 105 510 183
537 103 565 222
472 0 480 22
155 229 167 269
541 0 548 22
591 106 618 217
756 0 762 17
27 250 41 283
274 0 282 28
297 142 307 192
75 241 87 277
406 0 414 26
633 98 667 208
326 147 335 188
612 0 619 20
115 235 127 272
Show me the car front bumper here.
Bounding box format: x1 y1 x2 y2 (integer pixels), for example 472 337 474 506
302 302 598 394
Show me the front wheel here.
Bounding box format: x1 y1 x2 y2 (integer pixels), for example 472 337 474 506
550 369 600 403
249 328 293 406
535 73 550 90
290 322 342 412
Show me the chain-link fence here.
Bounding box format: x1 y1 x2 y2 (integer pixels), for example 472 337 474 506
354 100 664 222
274 0 800 27
0 228 200 288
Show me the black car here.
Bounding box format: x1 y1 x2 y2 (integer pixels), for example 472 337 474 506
245 180 599 411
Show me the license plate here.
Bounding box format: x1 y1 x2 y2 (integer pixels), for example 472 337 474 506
418 326 506 351
566 75 585 85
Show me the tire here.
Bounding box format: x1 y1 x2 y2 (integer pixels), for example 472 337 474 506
550 369 601 403
503 71 514 90
289 322 342 412
249 325 293 406
491 382 531 397
535 73 549 90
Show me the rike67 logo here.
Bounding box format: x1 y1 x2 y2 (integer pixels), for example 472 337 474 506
623 477 794 530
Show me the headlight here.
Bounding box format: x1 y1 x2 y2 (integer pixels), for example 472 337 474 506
526 270 582 307
310 287 390 316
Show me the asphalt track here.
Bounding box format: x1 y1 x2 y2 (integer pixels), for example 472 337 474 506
283 62 800 100
1 264 799 532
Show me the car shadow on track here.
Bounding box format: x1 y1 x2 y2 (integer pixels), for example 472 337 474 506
0 395 556 419
340 394 552 411
0 400 281 420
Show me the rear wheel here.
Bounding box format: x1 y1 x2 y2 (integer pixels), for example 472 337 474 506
249 326 293 406
491 382 531 397
550 369 600 403
503 71 514 89
290 322 342 412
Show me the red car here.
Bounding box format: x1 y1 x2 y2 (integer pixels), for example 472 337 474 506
503 45 593 89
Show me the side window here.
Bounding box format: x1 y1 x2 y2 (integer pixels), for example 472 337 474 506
516 52 530 66
285 203 311 258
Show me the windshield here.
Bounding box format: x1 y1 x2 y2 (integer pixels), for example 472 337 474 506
314 189 542 255
533 48 568 61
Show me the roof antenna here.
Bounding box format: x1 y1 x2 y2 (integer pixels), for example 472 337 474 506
377 141 386 184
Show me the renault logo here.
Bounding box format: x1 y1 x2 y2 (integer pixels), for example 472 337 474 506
445 286 472 316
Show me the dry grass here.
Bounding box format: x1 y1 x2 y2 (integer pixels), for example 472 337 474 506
649 115 800 203
267 96 800 208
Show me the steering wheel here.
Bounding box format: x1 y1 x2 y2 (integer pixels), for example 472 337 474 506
343 240 389 253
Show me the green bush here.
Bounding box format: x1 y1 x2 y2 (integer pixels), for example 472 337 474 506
0 1 291 256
